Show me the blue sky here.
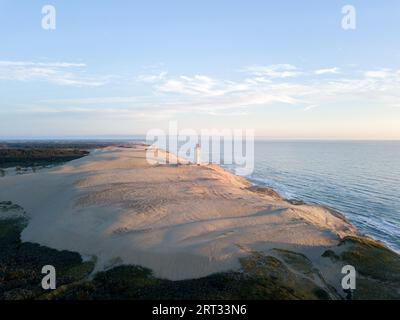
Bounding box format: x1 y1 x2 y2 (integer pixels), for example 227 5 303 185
0 0 400 138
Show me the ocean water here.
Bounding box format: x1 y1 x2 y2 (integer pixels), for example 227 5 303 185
232 141 400 253
160 139 400 253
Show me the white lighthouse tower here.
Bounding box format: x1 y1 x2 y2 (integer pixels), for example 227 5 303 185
195 143 201 165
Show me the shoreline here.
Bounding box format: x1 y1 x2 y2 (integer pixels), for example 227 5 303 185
1 143 397 256
218 155 400 255
1 144 399 299
0 140 395 254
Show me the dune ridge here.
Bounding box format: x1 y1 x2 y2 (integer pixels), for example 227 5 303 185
0 145 358 281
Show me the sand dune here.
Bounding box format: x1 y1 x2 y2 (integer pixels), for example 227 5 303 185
0 145 357 280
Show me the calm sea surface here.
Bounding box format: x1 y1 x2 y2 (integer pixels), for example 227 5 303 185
227 141 400 253
163 139 400 253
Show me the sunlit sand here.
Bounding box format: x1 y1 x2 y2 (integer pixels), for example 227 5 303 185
0 145 357 280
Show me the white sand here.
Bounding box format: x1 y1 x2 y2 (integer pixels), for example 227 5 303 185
0 145 357 280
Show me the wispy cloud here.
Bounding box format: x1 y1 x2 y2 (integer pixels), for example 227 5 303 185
304 104 319 111
314 67 340 75
364 69 391 79
0 60 109 87
136 71 168 83
242 64 303 79
157 75 247 97
5 64 400 120
149 66 400 114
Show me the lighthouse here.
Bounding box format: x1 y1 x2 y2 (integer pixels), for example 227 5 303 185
195 143 201 165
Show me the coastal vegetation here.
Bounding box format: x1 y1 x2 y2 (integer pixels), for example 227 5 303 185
0 148 89 168
1 200 399 300
1 145 399 300
0 140 129 169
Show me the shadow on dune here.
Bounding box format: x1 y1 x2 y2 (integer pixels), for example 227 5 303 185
1 200 399 300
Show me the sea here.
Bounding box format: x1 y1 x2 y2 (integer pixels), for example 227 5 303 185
225 140 400 253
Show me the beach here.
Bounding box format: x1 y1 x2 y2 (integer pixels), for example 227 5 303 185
1 144 400 300
0 145 355 275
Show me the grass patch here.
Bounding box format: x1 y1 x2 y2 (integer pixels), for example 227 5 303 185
2 201 399 300
320 235 400 300
0 202 95 300
339 236 400 283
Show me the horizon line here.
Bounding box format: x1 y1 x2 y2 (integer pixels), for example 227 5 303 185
1 136 400 142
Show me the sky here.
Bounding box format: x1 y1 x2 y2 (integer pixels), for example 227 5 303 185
0 0 400 139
